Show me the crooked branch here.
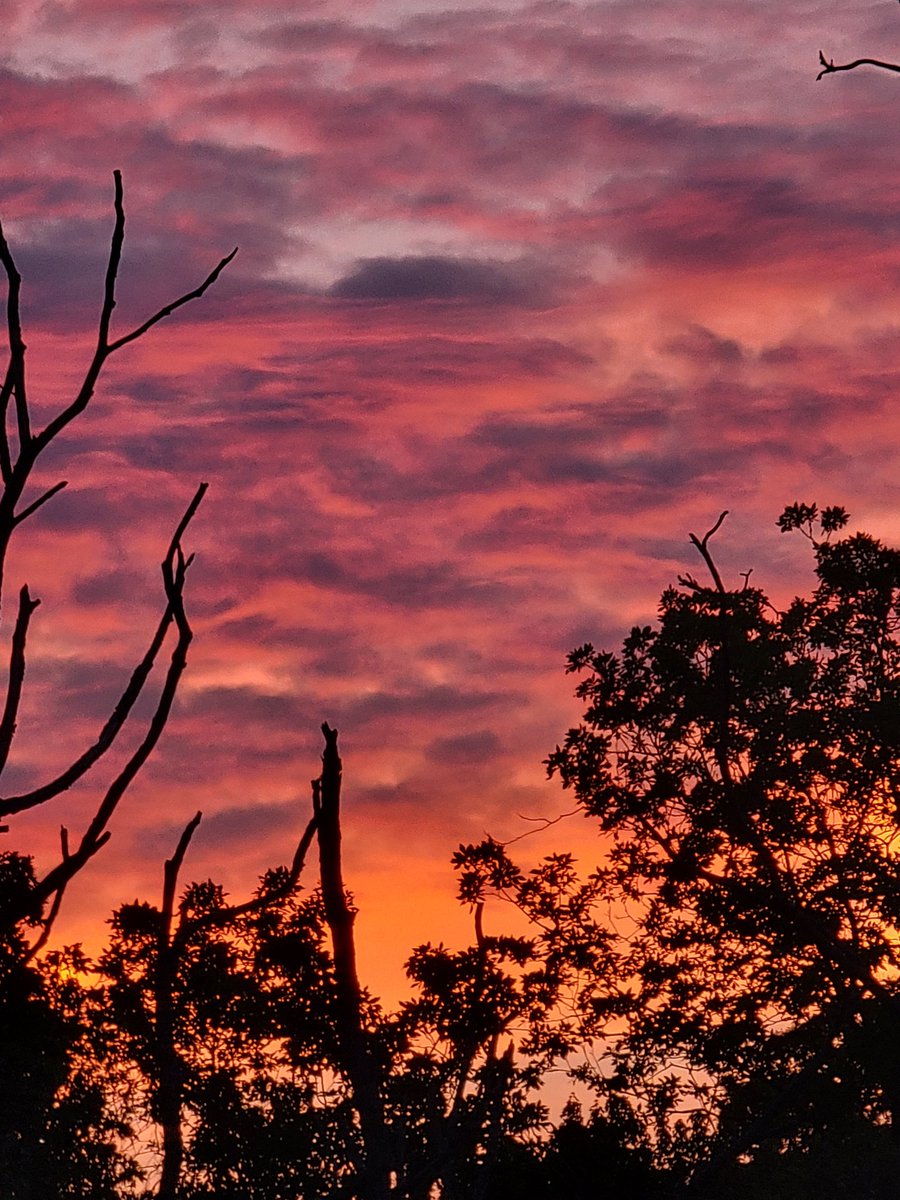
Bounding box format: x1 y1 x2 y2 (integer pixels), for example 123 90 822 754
818 49 900 79
26 485 205 916
0 488 208 818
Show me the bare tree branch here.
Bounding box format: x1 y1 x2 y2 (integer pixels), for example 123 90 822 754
31 173 237 456
24 826 71 963
26 485 205 915
0 605 173 816
0 175 233 943
818 49 900 79
0 584 40 776
689 510 728 594
0 221 31 454
107 246 238 355
13 480 67 528
0 486 207 818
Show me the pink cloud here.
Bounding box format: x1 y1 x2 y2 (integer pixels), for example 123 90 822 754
4 0 900 1001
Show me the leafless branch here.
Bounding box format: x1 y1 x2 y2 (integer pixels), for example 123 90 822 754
0 605 173 816
502 806 581 848
0 220 31 454
26 486 204 915
689 510 728 594
0 487 206 818
32 172 236 456
0 175 233 942
107 247 238 354
13 480 68 528
162 811 203 926
818 49 900 79
0 584 40 776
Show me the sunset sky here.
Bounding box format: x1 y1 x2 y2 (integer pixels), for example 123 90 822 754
3 0 900 1000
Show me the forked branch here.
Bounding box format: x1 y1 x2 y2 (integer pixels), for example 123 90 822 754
0 486 207 818
0 172 236 614
689 510 728 594
33 172 237 455
25 485 206 918
0 175 234 946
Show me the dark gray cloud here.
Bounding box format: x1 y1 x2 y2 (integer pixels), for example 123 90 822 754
136 797 305 862
330 255 541 304
425 729 501 766
663 325 745 365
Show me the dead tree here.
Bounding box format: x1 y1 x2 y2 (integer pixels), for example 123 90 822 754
0 171 235 944
315 723 393 1200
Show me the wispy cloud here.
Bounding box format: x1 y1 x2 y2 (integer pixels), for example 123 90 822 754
3 0 900 997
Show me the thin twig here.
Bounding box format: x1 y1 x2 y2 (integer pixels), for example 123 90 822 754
108 248 238 354
502 806 581 848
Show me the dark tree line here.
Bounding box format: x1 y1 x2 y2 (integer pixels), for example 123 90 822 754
4 178 900 1198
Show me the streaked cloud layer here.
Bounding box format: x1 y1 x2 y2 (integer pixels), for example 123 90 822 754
3 0 900 996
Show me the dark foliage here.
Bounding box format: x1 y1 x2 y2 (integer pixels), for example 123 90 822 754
546 504 900 1181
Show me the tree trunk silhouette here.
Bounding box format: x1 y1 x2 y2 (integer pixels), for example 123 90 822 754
315 723 392 1200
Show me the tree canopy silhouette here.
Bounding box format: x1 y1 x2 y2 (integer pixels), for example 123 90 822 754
540 503 900 1186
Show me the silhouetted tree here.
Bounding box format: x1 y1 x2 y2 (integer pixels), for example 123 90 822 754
545 503 900 1185
0 170 234 936
0 857 138 1196
91 724 629 1199
0 173 233 1194
97 806 339 1199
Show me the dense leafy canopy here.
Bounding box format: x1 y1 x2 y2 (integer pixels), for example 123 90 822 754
544 504 900 1184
